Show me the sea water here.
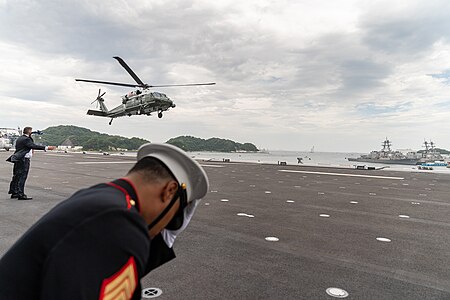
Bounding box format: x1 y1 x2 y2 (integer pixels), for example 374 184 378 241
122 150 450 174
189 150 450 174
190 150 357 167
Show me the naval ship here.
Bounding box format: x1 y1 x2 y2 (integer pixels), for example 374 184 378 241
348 139 444 165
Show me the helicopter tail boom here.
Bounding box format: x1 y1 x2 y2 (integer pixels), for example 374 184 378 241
87 110 108 117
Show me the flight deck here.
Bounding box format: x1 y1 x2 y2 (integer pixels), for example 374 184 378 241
1 151 449 299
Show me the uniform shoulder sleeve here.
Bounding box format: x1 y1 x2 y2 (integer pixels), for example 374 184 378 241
39 209 150 300
24 137 45 150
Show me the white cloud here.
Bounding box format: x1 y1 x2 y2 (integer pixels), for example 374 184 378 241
0 0 449 152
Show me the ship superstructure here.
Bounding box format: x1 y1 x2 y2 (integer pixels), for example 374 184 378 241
348 138 444 165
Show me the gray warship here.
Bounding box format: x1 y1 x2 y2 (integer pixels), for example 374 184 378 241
348 139 443 165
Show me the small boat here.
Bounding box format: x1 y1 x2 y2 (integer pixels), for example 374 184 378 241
421 161 447 167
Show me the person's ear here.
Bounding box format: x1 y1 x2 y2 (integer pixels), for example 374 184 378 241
162 180 178 202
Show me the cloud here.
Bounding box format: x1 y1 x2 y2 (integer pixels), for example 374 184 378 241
1 0 450 152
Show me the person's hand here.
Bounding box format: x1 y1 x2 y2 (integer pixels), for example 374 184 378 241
161 199 200 248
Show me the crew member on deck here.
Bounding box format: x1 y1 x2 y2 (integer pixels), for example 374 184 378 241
6 127 55 200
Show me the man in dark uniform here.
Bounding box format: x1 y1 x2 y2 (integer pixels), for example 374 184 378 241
6 126 55 200
0 143 208 300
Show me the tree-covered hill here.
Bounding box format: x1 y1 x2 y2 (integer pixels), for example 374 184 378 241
166 136 258 152
37 125 149 151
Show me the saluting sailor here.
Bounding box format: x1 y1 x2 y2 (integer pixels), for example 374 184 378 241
0 143 209 300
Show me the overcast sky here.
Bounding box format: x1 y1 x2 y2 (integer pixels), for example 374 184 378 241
1 0 449 152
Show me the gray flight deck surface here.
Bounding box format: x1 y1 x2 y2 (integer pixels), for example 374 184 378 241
1 152 450 299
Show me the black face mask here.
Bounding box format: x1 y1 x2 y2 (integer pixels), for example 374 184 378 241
146 184 188 231
165 184 188 230
145 233 176 274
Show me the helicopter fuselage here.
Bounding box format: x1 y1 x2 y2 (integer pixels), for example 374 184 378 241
110 90 175 117
87 90 175 121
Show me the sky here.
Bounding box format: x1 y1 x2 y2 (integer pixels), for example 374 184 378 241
0 0 449 153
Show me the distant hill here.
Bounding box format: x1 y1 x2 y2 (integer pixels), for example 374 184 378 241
166 136 258 152
37 125 149 151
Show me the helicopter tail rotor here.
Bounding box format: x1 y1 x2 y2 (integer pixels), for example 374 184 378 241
89 89 109 113
91 89 106 108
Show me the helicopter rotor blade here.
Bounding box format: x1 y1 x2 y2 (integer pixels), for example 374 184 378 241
76 79 140 88
149 82 216 88
113 56 146 86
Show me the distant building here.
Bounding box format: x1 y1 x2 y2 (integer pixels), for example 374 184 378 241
57 145 83 151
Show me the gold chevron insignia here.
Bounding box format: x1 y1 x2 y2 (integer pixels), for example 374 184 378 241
99 257 138 300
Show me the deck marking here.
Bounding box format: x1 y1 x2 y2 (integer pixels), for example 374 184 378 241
286 200 295 203
265 191 271 194
142 287 162 298
237 213 254 218
376 237 391 242
278 170 404 180
220 199 229 202
265 237 279 242
319 214 330 218
399 215 410 218
200 164 225 168
326 287 349 298
350 201 358 204
75 161 134 164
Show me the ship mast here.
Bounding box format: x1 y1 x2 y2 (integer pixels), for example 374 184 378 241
381 138 392 153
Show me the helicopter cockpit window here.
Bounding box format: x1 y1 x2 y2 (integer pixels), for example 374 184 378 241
153 92 161 98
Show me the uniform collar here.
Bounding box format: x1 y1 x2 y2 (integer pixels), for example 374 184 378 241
109 178 140 212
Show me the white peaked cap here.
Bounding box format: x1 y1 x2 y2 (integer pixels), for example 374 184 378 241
137 143 209 203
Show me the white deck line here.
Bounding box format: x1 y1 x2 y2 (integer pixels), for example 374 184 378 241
200 164 225 168
279 169 404 180
74 161 134 164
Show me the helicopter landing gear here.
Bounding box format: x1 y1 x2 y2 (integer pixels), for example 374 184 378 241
158 111 163 118
109 118 113 125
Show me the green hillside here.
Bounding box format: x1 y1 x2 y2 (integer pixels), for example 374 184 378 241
34 126 258 152
37 125 149 151
166 136 258 152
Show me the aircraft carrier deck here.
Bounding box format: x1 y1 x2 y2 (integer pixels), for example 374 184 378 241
1 151 450 299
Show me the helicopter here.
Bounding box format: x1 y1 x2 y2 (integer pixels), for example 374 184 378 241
76 56 215 125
